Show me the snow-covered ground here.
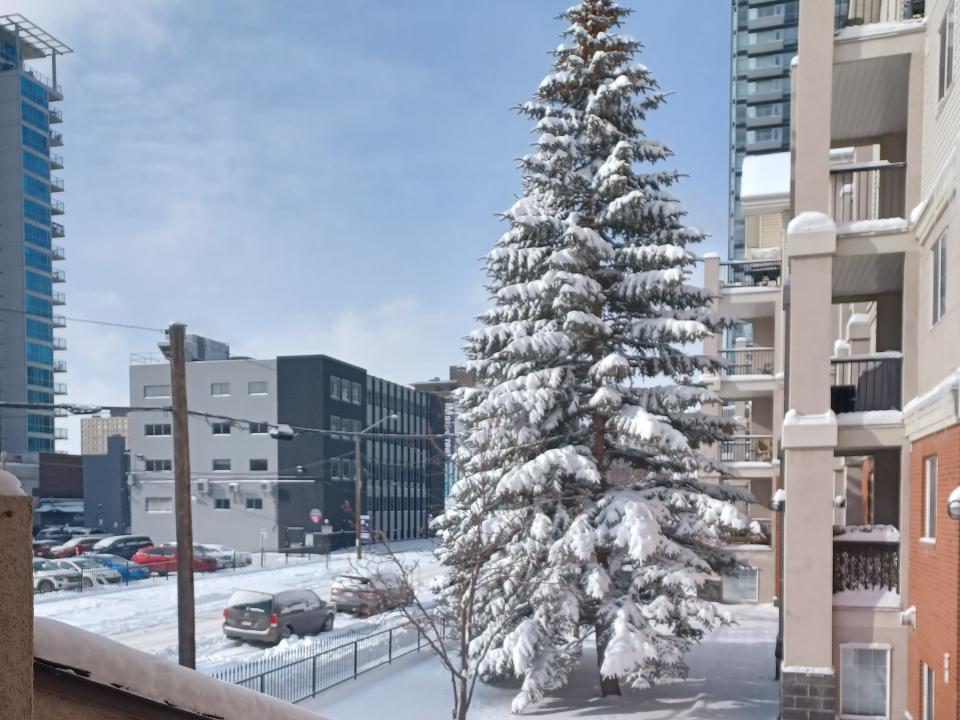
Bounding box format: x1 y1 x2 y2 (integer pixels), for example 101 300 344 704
33 540 441 672
303 603 779 720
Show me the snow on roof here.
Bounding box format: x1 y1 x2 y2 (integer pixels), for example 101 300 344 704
903 368 960 416
701 251 720 259
0 469 24 495
833 524 900 542
836 218 909 235
741 152 790 200
834 18 926 42
787 211 835 235
34 618 329 720
835 410 903 426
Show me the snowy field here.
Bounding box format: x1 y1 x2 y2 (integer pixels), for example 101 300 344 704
304 604 779 720
33 540 441 672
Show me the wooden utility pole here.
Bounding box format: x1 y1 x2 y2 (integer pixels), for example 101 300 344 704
168 323 196 668
354 432 362 560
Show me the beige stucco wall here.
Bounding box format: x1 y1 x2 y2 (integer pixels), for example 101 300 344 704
0 494 33 719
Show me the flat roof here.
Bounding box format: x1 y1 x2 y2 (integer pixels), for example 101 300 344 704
0 14 72 57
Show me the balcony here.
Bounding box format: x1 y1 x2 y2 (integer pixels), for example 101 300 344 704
831 354 902 413
53 427 68 440
51 245 65 260
51 314 66 328
54 407 68 418
833 525 900 605
721 435 775 463
22 66 63 99
51 222 65 238
51 269 65 283
48 108 62 124
835 0 924 29
50 199 64 215
49 153 63 170
719 259 782 289
53 360 66 373
829 162 906 226
52 337 66 351
49 130 63 147
720 347 775 376
51 291 65 306
50 176 64 192
53 383 67 395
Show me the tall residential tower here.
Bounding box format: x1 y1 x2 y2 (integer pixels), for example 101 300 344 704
0 15 70 459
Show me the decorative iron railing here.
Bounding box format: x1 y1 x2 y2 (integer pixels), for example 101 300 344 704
720 435 775 463
833 527 900 593
719 259 782 288
720 347 775 376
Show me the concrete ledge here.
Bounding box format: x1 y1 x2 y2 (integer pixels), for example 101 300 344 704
782 410 838 449
786 212 837 259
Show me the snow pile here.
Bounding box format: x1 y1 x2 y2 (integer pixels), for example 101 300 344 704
783 409 837 427
903 368 960 416
836 218 909 235
835 410 903 426
0 469 24 495
741 152 790 200
787 211 834 235
34 618 328 719
835 18 926 41
833 588 901 609
833 524 900 543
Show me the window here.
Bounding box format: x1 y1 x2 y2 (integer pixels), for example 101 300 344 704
747 127 783 145
331 415 342 437
249 459 268 471
331 456 341 479
721 567 759 602
246 497 263 510
248 380 268 395
23 150 48 178
145 423 171 436
20 100 48 130
144 384 170 398
352 381 362 405
28 437 53 452
839 646 888 718
330 376 341 400
26 343 52 364
932 233 947 324
145 459 172 472
747 77 788 97
26 366 52 388
26 318 51 341
210 382 230 396
923 662 935 720
212 422 231 435
25 295 51 317
248 422 269 434
20 76 47 106
25 223 50 248
23 174 49 201
214 498 231 510
21 125 47 153
941 0 955 100
341 379 351 403
924 456 937 541
27 390 52 404
25 271 51 295
27 414 53 434
212 459 231 471
145 497 173 513
748 26 797 45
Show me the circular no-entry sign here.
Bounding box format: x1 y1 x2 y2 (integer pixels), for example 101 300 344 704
309 508 323 524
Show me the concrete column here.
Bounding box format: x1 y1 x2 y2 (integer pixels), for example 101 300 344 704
0 470 33 718
904 49 924 213
900 249 919 403
702 253 721 359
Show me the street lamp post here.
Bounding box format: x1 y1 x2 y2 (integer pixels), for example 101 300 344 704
354 414 398 559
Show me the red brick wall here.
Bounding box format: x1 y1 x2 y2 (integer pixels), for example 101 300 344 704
908 425 960 720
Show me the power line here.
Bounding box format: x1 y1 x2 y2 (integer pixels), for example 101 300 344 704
0 305 164 333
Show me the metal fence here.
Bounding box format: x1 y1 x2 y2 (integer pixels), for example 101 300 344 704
829 162 906 224
212 618 428 704
833 539 899 593
834 0 924 28
830 355 903 413
720 347 775 376
719 260 782 288
720 435 775 463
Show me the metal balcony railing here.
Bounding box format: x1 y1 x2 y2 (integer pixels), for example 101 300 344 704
52 337 66 351
48 108 62 124
51 291 65 305
49 153 63 170
831 354 902 413
54 407 68 418
719 259 782 288
720 435 775 463
833 527 900 593
835 0 924 28
53 360 66 373
829 162 906 224
51 222 65 238
50 199 64 215
50 176 64 192
49 130 63 147
720 347 775 376
53 383 67 395
51 269 65 283
54 427 68 440
23 66 63 96
52 314 66 328
51 245 65 260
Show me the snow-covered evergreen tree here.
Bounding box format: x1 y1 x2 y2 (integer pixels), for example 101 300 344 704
435 0 751 714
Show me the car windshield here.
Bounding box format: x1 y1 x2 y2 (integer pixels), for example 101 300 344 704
33 560 57 571
335 575 370 588
71 559 99 569
227 590 273 612
92 554 121 563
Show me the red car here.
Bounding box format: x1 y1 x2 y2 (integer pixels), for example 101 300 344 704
50 536 102 558
131 546 217 575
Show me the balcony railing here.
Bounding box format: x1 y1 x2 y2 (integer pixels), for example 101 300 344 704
829 162 906 225
51 269 65 283
833 526 900 593
53 383 67 395
52 314 66 328
49 153 63 170
51 245 65 260
53 360 66 373
720 435 775 463
52 291 65 306
50 176 64 192
835 0 924 28
23 66 63 97
49 130 63 147
52 337 66 351
51 222 65 238
720 347 775 376
48 108 62 124
50 199 64 215
831 354 902 413
719 259 782 288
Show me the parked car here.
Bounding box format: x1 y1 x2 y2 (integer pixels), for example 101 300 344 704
32 558 81 593
223 589 334 644
35 526 73 545
160 543 229 570
89 553 152 582
32 540 56 558
54 557 122 587
132 545 218 575
91 535 153 560
199 544 253 569
50 535 104 558
330 574 414 616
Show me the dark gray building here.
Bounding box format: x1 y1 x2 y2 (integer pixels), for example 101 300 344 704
83 434 129 534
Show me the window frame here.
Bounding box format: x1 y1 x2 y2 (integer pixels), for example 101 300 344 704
144 423 172 437
246 497 264 510
923 456 938 542
248 421 269 434
144 384 171 399
210 382 231 396
838 643 891 720
940 0 956 101
213 497 231 510
248 380 268 395
212 459 231 472
211 421 232 436
923 662 935 720
932 232 947 325
249 458 268 472
145 497 173 513
330 376 341 400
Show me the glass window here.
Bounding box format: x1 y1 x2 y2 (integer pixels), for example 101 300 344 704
25 294 51 317
840 646 888 717
923 663 935 720
145 423 171 436
214 498 231 509
27 390 52 404
341 379 351 402
248 380 268 395
144 385 171 398
27 414 53 433
25 223 50 249
747 102 784 119
941 0 955 100
23 150 49 178
212 459 231 471
246 497 263 510
21 125 47 153
210 382 230 396
25 247 51 271
20 101 47 130
145 459 172 472
748 25 797 45
26 342 52 364
722 567 759 602
28 437 54 452
23 174 48 201
25 318 51 341
26 366 52 388
212 422 231 435
145 497 173 513
352 381 361 405
249 459 268 471
330 376 341 400
20 76 47 106
747 77 788 96
24 199 49 224
924 456 937 540
248 422 269 434
25 270 51 295
331 415 341 437
932 233 947 324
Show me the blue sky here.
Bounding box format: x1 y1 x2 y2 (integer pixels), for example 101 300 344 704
25 1 731 451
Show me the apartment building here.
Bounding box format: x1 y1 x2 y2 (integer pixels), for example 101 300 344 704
707 1 960 717
80 413 128 455
0 16 70 457
127 351 444 552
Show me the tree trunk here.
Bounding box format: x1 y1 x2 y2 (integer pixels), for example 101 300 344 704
594 548 621 697
457 679 470 720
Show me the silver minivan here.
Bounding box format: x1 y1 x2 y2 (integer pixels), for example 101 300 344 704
223 589 335 644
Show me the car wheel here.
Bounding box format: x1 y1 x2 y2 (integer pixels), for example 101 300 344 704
323 615 334 632
37 579 54 594
82 576 94 589
281 625 293 640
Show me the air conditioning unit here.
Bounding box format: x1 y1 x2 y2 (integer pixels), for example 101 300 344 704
228 482 239 493
195 479 208 494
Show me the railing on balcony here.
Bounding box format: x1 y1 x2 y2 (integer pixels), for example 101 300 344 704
54 427 68 440
51 245 65 260
48 108 62 124
831 354 902 413
52 291 66 305
52 314 66 328
829 162 906 224
720 435 775 463
49 130 63 147
833 525 900 593
719 259 782 288
49 153 63 169
52 337 66 351
720 347 775 376
50 199 64 215
50 176 64 192
834 0 924 28
53 360 66 373
53 383 67 395
51 222 65 238
23 66 63 96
